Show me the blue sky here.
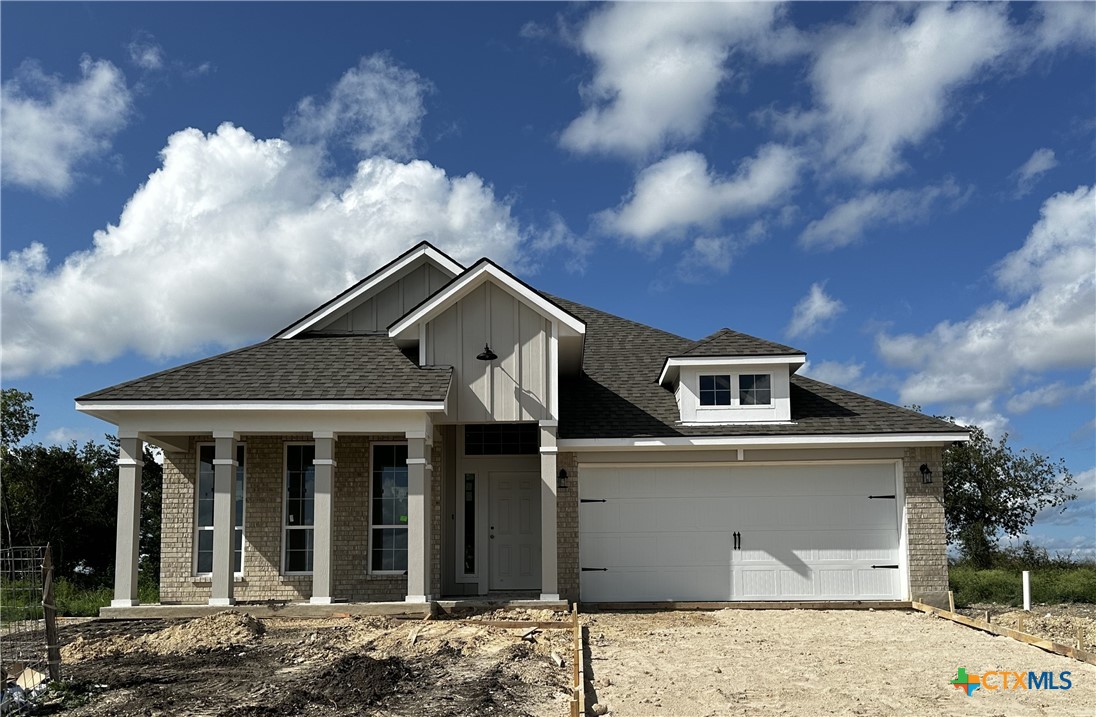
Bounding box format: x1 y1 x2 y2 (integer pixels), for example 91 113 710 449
2 2 1094 555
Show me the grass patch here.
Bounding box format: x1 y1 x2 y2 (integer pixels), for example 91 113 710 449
1 576 160 620
950 564 1096 607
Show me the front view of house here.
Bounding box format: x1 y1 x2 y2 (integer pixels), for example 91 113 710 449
77 242 967 609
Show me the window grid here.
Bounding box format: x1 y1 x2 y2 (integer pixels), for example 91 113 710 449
739 374 772 405
464 423 538 455
195 444 245 576
698 375 732 406
284 444 315 574
370 444 409 574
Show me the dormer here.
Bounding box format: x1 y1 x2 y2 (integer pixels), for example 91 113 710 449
658 329 806 424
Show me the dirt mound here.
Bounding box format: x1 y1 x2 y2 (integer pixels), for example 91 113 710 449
62 611 264 662
465 608 569 622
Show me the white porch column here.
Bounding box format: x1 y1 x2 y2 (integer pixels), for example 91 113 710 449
405 427 433 602
311 432 337 604
111 436 144 608
209 431 238 606
539 421 560 601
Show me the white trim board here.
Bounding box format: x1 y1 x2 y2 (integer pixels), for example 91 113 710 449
659 355 806 387
559 433 968 451
77 400 447 412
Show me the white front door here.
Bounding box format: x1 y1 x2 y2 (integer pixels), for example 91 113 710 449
489 471 541 591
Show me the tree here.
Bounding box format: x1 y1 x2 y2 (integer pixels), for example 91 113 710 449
944 424 1076 568
1 388 38 456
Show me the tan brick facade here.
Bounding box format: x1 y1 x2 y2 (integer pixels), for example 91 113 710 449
160 431 447 604
903 445 949 608
556 451 579 603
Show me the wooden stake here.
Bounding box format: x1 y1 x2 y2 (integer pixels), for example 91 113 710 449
41 544 60 682
1078 626 1085 650
947 591 955 613
984 610 990 624
1017 615 1026 635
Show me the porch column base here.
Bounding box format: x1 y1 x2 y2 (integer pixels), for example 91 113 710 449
111 599 139 608
539 593 561 602
208 597 235 607
405 595 433 603
309 596 333 605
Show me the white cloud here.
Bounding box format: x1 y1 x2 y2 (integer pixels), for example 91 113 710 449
950 402 1011 441
560 3 799 158
786 283 845 339
1013 148 1058 197
127 33 165 71
675 221 767 283
599 145 801 245
799 178 963 250
1 55 133 194
1005 381 1072 414
1035 467 1095 528
878 185 1096 408
44 427 95 445
1031 2 1096 54
781 3 1014 181
284 54 429 160
800 359 887 394
1 123 533 377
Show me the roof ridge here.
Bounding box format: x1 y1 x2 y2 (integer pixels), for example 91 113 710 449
542 293 691 344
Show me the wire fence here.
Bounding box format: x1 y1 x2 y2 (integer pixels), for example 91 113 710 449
1 545 59 714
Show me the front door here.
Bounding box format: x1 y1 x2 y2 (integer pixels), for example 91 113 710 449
488 471 541 591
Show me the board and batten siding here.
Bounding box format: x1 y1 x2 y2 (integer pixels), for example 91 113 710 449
317 263 451 333
425 282 551 422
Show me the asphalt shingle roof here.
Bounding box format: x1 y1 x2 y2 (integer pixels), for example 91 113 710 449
550 296 966 440
77 335 452 402
679 328 805 357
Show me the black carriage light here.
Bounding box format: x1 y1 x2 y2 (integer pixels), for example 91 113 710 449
920 464 933 484
558 469 568 489
475 343 498 361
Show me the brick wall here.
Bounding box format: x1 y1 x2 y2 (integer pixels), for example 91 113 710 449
556 451 579 603
903 446 949 608
160 432 448 604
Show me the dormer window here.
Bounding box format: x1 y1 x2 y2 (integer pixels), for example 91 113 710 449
739 374 771 406
699 375 732 406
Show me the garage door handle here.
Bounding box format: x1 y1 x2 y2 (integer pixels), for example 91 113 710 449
733 532 740 550
868 494 896 499
581 567 608 572
580 499 606 503
871 564 899 569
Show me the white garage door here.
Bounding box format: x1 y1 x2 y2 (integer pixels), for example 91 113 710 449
579 463 902 602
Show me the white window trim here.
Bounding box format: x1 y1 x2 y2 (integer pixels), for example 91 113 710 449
697 372 773 410
193 442 246 578
368 441 410 576
282 442 316 576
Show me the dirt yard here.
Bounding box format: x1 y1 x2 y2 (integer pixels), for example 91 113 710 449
957 603 1096 651
581 609 1096 717
37 611 573 716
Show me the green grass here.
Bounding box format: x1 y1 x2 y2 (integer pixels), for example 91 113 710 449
2 576 159 620
949 564 1096 607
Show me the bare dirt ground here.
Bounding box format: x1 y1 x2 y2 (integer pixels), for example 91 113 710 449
582 609 1096 717
27 611 573 716
956 603 1096 651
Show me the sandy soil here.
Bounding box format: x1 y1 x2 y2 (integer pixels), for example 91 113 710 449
957 603 1096 651
582 609 1096 717
35 612 574 716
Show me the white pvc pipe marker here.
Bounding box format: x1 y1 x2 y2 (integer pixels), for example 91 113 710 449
1023 570 1031 611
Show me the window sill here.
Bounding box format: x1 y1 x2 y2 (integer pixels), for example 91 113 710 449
191 577 246 584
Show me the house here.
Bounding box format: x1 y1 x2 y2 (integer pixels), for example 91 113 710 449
77 242 967 610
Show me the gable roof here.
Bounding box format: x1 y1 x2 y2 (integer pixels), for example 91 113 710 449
388 258 586 339
76 335 452 403
681 328 805 357
551 296 966 440
272 241 464 339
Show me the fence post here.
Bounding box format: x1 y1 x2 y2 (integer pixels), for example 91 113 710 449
1022 570 1031 612
41 544 61 682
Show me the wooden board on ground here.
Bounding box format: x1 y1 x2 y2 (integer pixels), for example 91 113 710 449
911 601 1096 666
585 600 913 612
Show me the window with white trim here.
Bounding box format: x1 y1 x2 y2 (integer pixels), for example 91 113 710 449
195 444 245 576
370 444 408 573
739 374 772 405
284 444 315 573
698 374 732 406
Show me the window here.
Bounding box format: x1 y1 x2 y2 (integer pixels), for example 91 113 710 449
371 444 408 573
699 375 732 406
463 473 476 575
464 423 538 455
195 444 245 576
284 444 315 573
739 374 772 405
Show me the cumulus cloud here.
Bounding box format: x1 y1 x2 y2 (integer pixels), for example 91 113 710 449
1030 2 1096 54
127 33 165 71
878 185 1096 408
560 2 800 158
778 3 1013 181
1 124 532 377
1035 467 1095 528
800 359 887 394
285 54 429 160
800 178 964 250
1 56 133 194
1005 381 1072 414
1012 148 1058 197
786 282 845 339
599 145 801 245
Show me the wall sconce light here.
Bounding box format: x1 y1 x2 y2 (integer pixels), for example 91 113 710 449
557 469 568 489
475 343 498 361
920 464 933 484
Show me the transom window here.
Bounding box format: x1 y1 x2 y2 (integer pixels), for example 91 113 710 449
371 444 409 573
740 374 772 405
195 444 245 576
699 375 732 406
284 444 315 573
464 423 538 455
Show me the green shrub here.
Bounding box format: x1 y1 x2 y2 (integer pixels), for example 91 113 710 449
949 563 1096 607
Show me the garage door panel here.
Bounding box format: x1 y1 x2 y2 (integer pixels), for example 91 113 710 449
579 464 902 602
